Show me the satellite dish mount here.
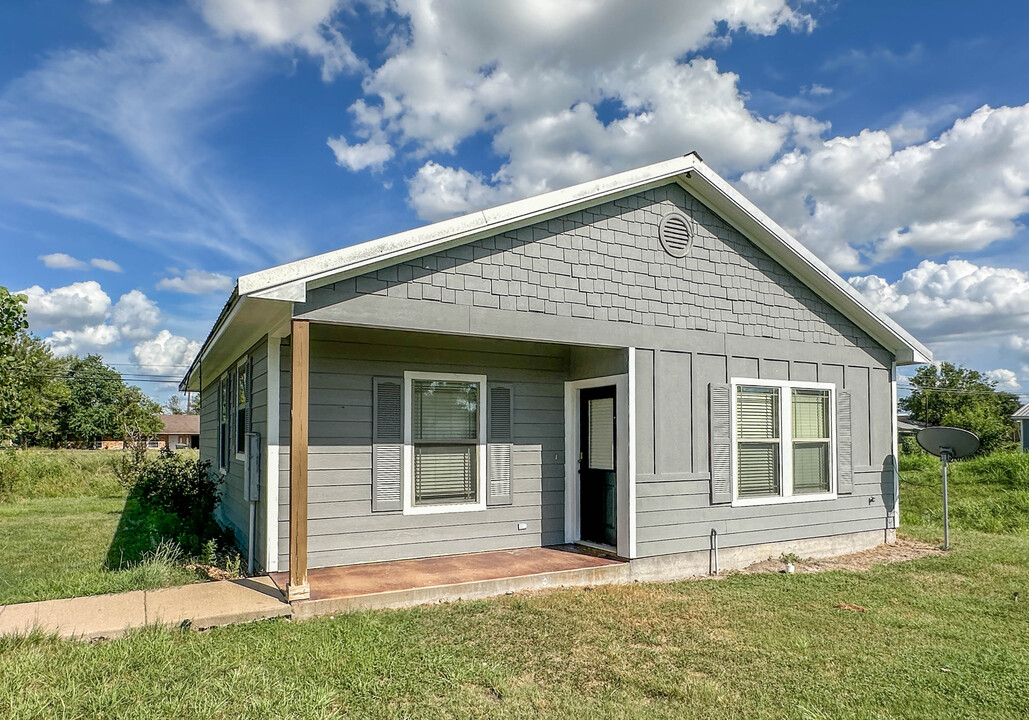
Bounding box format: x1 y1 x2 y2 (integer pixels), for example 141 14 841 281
916 427 980 550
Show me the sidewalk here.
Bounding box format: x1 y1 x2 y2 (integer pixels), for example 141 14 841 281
0 577 291 641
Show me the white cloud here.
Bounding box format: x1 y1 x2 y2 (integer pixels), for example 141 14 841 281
806 83 833 96
987 368 1021 391
738 104 1029 271
198 0 363 81
18 281 160 354
156 268 233 295
111 290 160 341
20 281 111 330
91 258 123 272
47 324 122 356
313 0 815 219
849 259 1029 342
132 330 202 375
327 135 394 171
40 253 87 270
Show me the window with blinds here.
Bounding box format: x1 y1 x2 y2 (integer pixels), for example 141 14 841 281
736 386 781 498
792 389 830 494
411 379 480 506
235 360 249 456
218 375 230 470
733 382 835 502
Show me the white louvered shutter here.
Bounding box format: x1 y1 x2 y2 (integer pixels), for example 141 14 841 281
372 377 403 512
487 383 514 506
709 383 732 504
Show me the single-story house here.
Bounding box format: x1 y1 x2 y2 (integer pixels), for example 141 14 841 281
95 413 200 450
1014 403 1029 451
896 413 925 437
156 414 200 450
180 153 931 602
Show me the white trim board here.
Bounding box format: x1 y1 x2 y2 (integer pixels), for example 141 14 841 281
563 373 633 559
264 335 281 572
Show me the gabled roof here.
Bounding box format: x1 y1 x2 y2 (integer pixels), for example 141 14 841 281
158 414 200 435
1013 403 1029 420
181 153 932 390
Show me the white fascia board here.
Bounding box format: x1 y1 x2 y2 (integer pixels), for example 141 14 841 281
237 155 700 300
681 162 933 366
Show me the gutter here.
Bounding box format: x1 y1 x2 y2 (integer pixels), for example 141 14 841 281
179 287 240 392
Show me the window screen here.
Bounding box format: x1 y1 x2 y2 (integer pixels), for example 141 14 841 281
235 362 248 455
736 386 780 498
792 389 830 494
411 380 479 506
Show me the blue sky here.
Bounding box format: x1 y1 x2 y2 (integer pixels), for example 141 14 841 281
2 0 1029 404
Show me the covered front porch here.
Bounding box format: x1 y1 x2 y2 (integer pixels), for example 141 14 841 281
271 545 627 617
277 320 636 603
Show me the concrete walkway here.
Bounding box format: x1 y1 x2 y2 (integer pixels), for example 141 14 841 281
0 577 291 641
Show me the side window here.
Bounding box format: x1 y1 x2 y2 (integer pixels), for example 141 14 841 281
236 360 249 457
218 375 230 470
732 381 836 503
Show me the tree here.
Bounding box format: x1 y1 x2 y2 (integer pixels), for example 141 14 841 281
0 287 30 443
9 333 71 446
164 394 198 415
901 362 1022 453
64 355 126 446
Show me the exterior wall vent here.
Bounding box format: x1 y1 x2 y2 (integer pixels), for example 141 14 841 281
658 211 695 258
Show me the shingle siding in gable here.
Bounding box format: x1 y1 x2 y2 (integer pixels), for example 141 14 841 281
308 184 880 352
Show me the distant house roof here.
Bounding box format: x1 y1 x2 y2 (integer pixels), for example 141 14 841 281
1013 403 1029 420
158 414 200 435
897 413 925 435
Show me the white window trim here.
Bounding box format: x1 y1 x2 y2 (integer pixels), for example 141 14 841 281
234 357 249 461
402 371 488 516
730 377 837 507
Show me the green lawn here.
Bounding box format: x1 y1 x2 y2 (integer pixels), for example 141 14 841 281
2 450 1029 718
0 449 205 605
0 495 198 605
1 526 1027 718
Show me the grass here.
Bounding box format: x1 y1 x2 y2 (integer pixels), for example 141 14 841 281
0 447 124 500
1 449 1028 718
0 526 1027 718
899 449 1029 533
0 448 210 604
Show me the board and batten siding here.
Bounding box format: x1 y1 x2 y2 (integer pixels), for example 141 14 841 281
198 336 269 563
633 347 895 557
277 325 568 570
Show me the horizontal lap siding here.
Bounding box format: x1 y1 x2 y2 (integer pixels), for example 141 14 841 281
635 348 894 558
278 326 568 569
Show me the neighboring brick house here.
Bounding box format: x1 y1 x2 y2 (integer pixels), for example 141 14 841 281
180 154 930 601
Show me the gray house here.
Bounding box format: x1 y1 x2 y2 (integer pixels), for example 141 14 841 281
180 154 931 602
1015 403 1029 451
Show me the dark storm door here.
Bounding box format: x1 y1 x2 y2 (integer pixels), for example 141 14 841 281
579 386 617 547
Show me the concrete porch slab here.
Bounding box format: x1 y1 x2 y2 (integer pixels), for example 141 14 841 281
271 546 630 619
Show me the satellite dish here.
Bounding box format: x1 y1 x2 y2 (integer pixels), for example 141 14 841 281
915 426 980 551
916 426 980 459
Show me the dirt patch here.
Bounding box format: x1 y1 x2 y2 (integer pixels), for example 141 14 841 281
735 537 945 576
184 563 235 581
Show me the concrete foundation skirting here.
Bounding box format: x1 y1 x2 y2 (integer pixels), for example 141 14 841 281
628 529 895 583
290 563 632 619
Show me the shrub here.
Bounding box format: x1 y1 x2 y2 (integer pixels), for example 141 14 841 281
128 448 226 556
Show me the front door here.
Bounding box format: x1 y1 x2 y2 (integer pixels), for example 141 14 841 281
579 386 617 547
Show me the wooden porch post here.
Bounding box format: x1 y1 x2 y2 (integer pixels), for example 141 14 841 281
287 319 310 601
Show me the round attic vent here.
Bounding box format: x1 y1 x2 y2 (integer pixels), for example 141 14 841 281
658 211 695 258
